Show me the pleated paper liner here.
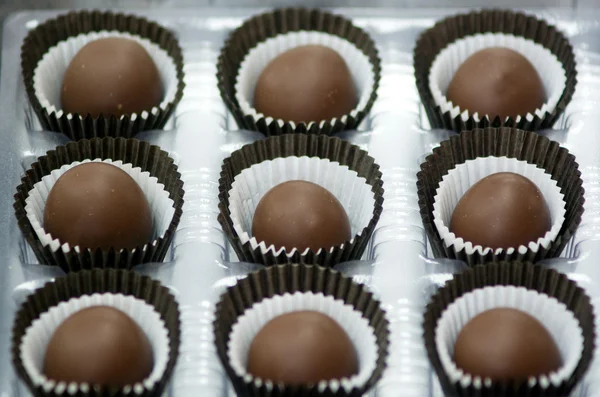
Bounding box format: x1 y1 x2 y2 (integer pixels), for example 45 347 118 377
12 268 180 397
413 9 576 133
213 264 389 397
432 157 566 261
416 127 584 266
423 262 595 397
21 10 185 140
14 137 185 272
217 134 384 266
216 7 381 136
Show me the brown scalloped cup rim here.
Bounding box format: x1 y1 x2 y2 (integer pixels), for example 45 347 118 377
416 127 584 266
214 263 389 396
13 137 184 272
217 133 384 267
21 9 185 140
12 268 181 396
413 8 577 133
423 261 595 397
216 7 381 136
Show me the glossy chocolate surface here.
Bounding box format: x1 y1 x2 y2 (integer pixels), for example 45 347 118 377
43 306 154 386
453 308 562 381
449 172 551 250
253 45 357 123
247 311 358 384
251 180 352 253
61 37 163 118
446 47 545 120
43 162 153 250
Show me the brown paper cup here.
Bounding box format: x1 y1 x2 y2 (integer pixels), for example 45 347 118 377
414 9 576 132
424 261 594 397
417 127 584 266
21 10 185 140
216 7 381 136
12 268 180 396
217 133 384 267
214 264 389 397
14 137 185 272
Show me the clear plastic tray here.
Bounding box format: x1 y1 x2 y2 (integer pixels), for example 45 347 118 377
1 7 600 397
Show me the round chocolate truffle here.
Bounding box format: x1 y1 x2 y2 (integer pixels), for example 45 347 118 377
453 308 562 381
449 172 551 250
251 180 352 253
445 47 545 120
43 162 153 250
61 37 163 118
253 45 357 123
43 306 154 385
247 311 359 384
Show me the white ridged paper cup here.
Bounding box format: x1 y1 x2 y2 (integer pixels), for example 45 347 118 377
24 159 175 254
435 285 583 389
33 31 179 120
227 156 375 257
19 293 170 393
432 156 566 257
227 291 378 392
235 31 374 129
428 33 565 123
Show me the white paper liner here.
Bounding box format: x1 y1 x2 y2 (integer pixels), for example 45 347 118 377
228 156 375 256
235 31 374 128
429 33 566 123
33 31 179 119
435 286 583 388
24 159 175 254
227 291 378 392
19 293 170 393
432 157 566 256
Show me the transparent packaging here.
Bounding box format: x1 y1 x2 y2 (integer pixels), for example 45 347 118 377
1 7 600 397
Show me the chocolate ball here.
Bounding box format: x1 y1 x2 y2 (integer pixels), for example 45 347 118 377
44 306 154 385
253 45 357 124
247 311 359 384
446 47 545 120
251 180 352 253
43 162 153 250
449 172 551 250
61 37 163 118
453 308 562 381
